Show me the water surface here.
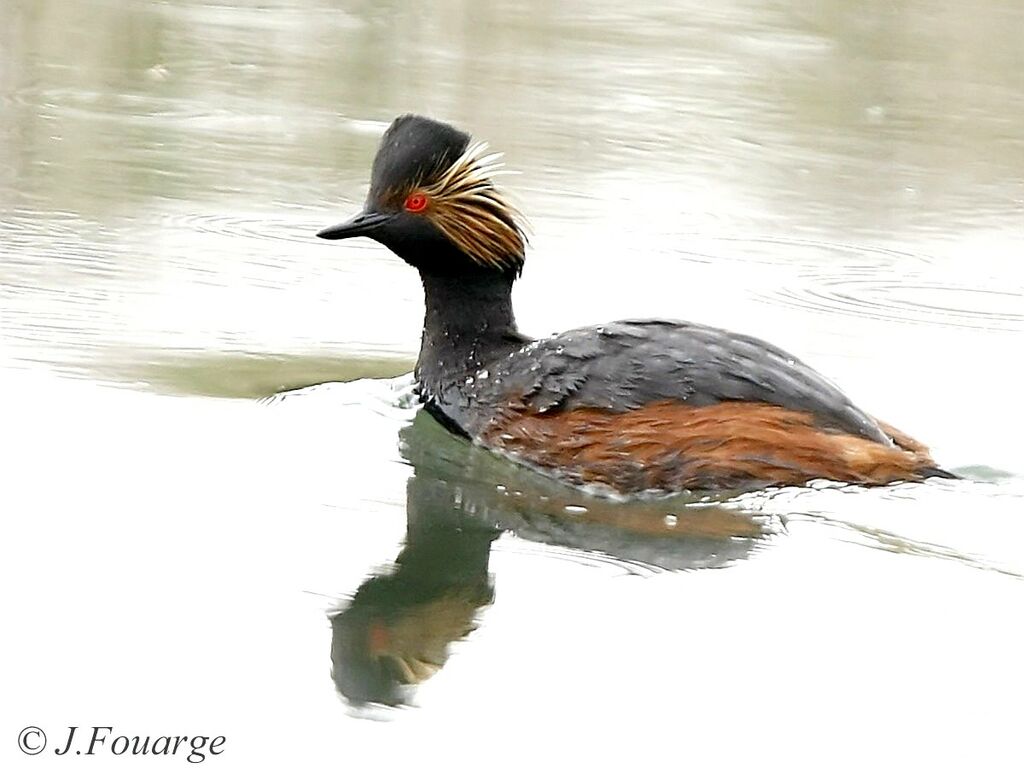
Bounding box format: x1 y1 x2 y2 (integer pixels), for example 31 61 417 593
2 1 1023 764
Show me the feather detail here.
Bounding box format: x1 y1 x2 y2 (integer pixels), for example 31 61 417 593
415 141 529 271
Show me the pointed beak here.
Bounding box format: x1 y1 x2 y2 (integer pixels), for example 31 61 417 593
316 210 393 240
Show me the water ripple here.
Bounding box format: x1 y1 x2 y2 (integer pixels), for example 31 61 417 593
672 235 935 268
761 275 1023 332
166 211 349 246
763 478 1024 579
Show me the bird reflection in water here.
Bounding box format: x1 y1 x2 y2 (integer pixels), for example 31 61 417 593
330 411 777 707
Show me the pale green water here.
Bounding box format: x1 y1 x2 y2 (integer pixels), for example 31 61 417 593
2 1 1023 765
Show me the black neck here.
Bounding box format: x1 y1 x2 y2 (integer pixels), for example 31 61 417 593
416 269 524 390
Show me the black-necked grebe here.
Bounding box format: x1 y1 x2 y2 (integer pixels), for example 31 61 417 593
318 114 953 494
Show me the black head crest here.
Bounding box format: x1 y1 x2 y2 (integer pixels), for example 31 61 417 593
368 115 472 206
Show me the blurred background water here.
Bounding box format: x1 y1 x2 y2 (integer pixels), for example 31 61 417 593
2 1 1022 765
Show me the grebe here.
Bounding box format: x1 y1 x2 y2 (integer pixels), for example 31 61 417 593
318 114 952 494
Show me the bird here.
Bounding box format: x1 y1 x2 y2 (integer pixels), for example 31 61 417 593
317 114 954 495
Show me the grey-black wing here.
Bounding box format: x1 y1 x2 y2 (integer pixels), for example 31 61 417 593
475 319 891 444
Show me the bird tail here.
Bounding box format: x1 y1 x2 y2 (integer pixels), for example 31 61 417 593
876 419 957 481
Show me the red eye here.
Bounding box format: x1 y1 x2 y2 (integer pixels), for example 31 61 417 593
404 192 428 213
